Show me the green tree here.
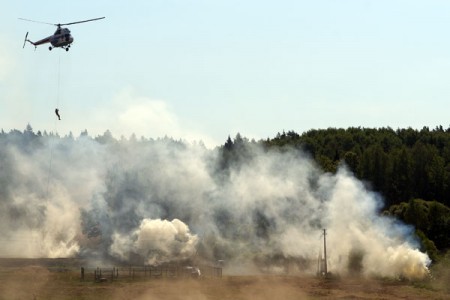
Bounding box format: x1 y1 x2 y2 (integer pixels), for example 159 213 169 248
387 147 412 204
343 151 359 174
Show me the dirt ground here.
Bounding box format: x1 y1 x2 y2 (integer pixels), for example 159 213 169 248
0 265 449 300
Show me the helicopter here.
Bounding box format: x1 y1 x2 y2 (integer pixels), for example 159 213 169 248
20 17 105 51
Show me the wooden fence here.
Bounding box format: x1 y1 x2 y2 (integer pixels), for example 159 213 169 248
80 264 222 282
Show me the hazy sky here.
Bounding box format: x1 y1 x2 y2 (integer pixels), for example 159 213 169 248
1 1 450 146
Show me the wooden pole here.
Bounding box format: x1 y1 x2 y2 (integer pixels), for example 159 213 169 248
323 229 327 275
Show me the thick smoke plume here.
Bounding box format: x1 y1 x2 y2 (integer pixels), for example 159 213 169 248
0 131 430 279
110 218 198 265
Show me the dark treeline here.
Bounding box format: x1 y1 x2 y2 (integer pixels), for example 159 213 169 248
256 126 450 208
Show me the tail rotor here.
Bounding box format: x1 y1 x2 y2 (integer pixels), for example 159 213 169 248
23 32 29 48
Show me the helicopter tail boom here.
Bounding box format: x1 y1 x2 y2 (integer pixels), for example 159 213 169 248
23 32 53 50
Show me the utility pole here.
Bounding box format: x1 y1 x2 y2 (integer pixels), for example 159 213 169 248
323 229 327 275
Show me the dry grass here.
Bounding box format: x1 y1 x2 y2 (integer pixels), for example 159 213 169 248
0 262 449 300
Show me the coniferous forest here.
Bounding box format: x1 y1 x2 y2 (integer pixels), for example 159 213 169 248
261 126 450 208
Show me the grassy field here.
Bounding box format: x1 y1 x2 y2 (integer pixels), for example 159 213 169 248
0 261 449 299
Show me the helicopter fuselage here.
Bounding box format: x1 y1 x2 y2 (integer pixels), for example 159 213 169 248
50 27 74 47
27 27 74 50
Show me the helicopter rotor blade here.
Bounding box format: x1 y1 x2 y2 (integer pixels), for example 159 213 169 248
18 18 54 26
58 17 105 26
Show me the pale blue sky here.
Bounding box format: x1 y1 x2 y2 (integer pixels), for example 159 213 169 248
1 1 450 146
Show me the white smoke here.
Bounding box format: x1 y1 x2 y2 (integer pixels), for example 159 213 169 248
110 218 198 265
324 168 430 279
0 132 430 279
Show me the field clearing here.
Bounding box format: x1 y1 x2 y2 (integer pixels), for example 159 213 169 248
0 260 449 300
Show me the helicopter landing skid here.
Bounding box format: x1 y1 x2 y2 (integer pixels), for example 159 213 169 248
49 44 71 51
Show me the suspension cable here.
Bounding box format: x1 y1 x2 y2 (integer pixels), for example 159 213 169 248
45 50 63 198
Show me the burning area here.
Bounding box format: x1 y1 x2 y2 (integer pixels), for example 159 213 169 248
0 134 430 279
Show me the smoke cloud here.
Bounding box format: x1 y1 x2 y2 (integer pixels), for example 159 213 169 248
0 131 430 279
110 218 198 265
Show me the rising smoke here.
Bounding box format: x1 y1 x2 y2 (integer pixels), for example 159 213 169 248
110 218 198 265
0 131 430 279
